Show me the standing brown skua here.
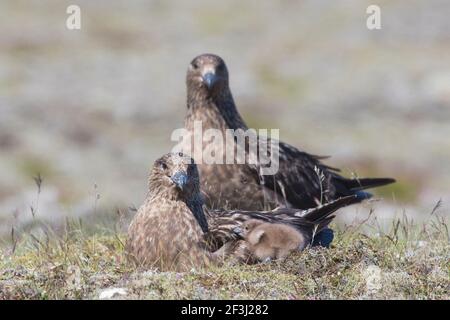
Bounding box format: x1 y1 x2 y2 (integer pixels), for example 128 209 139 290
183 53 395 212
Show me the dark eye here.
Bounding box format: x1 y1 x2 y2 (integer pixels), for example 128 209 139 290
178 152 183 157
160 162 168 170
191 61 199 69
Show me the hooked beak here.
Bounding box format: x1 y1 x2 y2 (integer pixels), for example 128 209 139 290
202 72 217 89
232 226 244 237
171 171 188 190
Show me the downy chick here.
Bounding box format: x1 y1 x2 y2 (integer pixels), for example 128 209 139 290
233 219 306 262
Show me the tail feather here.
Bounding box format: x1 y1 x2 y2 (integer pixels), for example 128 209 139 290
316 216 335 233
344 177 395 191
206 196 356 250
300 195 358 223
354 190 373 201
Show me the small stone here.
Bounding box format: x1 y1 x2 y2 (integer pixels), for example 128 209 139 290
363 265 382 294
99 287 127 299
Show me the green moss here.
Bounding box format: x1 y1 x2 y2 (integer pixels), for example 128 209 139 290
1 215 448 299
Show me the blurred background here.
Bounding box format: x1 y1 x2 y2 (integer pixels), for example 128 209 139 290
1 0 449 237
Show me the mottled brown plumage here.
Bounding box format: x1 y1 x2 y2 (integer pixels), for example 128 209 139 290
126 153 216 271
183 53 395 211
204 194 356 252
126 153 357 270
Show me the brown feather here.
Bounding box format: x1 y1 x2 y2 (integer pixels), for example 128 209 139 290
183 54 395 211
126 153 355 270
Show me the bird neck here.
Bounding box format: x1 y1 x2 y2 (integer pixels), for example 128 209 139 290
186 85 248 131
185 195 209 234
147 189 209 234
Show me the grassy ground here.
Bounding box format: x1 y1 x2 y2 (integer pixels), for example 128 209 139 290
1 214 448 300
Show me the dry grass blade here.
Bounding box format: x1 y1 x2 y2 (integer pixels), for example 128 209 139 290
430 199 443 216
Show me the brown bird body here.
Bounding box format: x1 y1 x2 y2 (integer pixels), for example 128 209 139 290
183 54 395 211
126 153 357 270
204 195 355 252
126 153 216 271
234 219 305 262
